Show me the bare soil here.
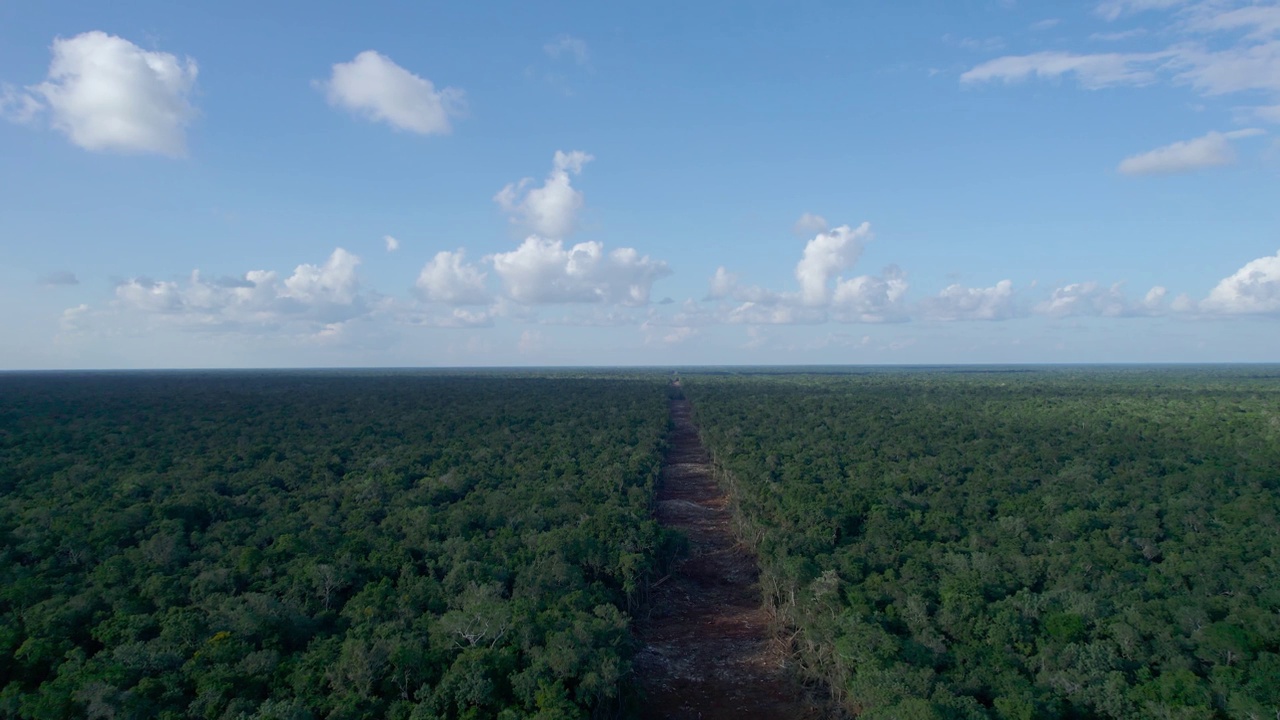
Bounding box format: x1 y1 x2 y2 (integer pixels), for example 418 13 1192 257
634 391 823 719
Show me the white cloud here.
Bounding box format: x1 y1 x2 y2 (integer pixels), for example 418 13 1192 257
384 235 400 252
831 266 910 323
1090 29 1150 41
704 266 782 305
706 266 737 297
544 36 590 66
920 280 1016 320
961 50 1171 88
1118 128 1264 174
490 236 671 305
707 266 738 299
283 248 361 305
966 2 1280 113
1034 281 1152 317
61 304 91 331
795 222 874 306
1 84 42 123
1171 40 1280 96
642 321 698 345
322 51 463 135
1192 5 1280 40
101 248 370 333
1253 104 1280 122
14 31 198 156
115 277 184 313
1095 0 1189 21
415 249 490 305
1171 292 1196 312
1202 250 1280 314
494 150 594 239
399 306 494 328
793 212 829 235
708 219 888 323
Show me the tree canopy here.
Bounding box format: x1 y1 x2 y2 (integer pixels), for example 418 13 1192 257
685 367 1280 719
0 371 674 719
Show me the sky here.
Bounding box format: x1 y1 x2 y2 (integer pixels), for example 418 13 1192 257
2 0 1279 369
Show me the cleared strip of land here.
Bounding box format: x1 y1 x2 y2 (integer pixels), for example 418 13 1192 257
635 390 819 719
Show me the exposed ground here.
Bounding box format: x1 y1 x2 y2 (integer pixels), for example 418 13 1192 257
635 387 823 719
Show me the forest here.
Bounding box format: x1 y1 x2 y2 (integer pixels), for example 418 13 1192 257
0 371 677 719
3 366 1279 719
684 367 1280 719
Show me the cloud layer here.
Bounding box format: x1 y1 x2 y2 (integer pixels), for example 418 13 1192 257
965 1 1280 120
490 237 671 306
102 249 370 334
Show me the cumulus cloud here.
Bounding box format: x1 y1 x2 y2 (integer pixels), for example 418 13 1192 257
708 219 898 324
795 223 874 306
707 266 738 300
495 151 593 238
101 248 370 333
41 270 80 286
1118 129 1264 174
8 31 198 156
1202 250 1280 314
415 249 490 305
920 280 1016 320
1035 281 1129 317
490 236 671 305
384 235 400 252
282 248 361 305
831 266 910 323
322 51 463 135
1033 281 1170 317
704 266 781 305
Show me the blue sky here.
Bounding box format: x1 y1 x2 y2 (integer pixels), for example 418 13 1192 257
2 0 1279 368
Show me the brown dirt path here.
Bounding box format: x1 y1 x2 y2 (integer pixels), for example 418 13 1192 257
634 389 823 719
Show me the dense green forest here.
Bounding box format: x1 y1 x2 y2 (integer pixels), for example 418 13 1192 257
0 371 676 719
685 367 1280 719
